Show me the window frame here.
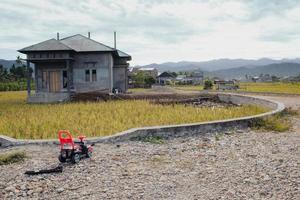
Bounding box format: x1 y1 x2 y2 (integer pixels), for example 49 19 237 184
91 69 97 82
85 69 91 82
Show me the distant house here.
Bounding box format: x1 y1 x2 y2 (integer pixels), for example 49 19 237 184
189 70 204 85
248 74 273 82
19 34 131 103
215 80 239 90
157 72 176 85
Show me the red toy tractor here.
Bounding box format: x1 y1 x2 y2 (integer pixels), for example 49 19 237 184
58 130 94 164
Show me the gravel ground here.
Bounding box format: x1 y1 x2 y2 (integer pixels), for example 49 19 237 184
0 95 299 200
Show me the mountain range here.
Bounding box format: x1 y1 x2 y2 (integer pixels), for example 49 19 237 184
207 62 300 79
0 59 18 69
139 58 300 72
138 58 300 79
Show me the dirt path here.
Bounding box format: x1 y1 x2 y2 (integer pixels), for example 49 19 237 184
0 94 299 200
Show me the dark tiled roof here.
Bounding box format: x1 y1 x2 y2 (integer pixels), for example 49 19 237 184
117 50 131 59
60 34 113 52
19 39 73 52
158 72 176 78
18 34 131 58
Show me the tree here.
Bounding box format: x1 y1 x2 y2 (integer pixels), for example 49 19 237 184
0 65 9 81
204 80 213 90
144 75 155 85
9 63 32 80
132 71 146 86
132 72 156 88
170 71 177 78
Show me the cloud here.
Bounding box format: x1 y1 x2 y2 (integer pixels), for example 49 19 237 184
0 0 300 65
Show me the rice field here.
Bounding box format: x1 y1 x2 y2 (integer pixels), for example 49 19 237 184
172 85 204 91
239 82 300 94
0 91 268 139
172 82 300 94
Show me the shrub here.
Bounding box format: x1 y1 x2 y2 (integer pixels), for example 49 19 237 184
204 80 213 90
250 110 294 132
0 81 35 91
139 136 165 144
0 151 27 165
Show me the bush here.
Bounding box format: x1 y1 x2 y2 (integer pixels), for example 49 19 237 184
250 108 297 132
0 81 35 91
0 151 27 165
137 136 165 144
204 80 213 90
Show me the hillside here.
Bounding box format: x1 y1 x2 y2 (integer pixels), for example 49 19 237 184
208 63 300 79
0 59 17 69
139 58 300 72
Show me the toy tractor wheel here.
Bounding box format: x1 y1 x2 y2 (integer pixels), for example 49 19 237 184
58 154 66 163
86 151 92 158
71 153 80 164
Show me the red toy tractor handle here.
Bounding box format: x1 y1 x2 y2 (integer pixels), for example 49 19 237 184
74 129 86 142
78 135 86 142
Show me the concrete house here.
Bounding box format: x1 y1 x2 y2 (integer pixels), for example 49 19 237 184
19 33 131 103
189 70 204 85
157 72 176 85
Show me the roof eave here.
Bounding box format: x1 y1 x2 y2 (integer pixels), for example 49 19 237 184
18 49 74 54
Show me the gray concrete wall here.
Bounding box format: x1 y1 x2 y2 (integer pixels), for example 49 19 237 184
218 93 278 109
0 94 285 147
113 67 127 92
72 52 112 93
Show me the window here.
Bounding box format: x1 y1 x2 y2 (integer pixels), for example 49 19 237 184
63 70 68 88
92 69 97 82
85 70 90 82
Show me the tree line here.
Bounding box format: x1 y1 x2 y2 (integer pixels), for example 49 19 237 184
0 57 34 91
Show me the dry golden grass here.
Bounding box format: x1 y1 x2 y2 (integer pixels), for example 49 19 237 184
239 82 300 94
0 91 268 139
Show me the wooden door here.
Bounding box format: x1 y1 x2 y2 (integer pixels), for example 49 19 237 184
49 71 61 92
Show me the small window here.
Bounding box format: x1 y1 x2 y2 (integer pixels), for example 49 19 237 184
40 53 43 58
63 70 68 88
92 69 97 82
59 53 63 58
85 70 90 82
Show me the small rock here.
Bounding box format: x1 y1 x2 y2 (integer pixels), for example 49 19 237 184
27 190 33 195
5 186 15 192
20 185 27 191
56 188 64 193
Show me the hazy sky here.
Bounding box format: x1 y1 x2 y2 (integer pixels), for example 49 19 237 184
1 0 300 65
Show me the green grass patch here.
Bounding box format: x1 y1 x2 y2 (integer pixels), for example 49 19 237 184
0 151 27 165
138 136 165 144
250 108 297 132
